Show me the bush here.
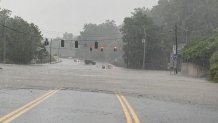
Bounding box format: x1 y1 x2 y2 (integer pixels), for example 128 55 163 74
182 29 218 67
209 63 218 82
210 50 218 65
209 50 218 82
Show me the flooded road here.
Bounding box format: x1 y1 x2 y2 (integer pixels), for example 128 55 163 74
0 59 218 123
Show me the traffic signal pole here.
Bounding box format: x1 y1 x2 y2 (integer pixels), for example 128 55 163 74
142 39 146 69
175 23 178 74
127 40 129 68
50 39 52 64
142 27 147 70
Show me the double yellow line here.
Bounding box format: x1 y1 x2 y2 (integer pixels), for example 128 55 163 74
0 89 60 123
0 89 139 123
116 93 140 123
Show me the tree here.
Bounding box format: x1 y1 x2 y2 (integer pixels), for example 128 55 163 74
121 8 166 69
151 0 218 42
0 8 43 64
0 9 11 62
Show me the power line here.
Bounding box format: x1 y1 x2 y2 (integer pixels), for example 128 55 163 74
0 23 43 38
177 25 216 33
79 35 122 38
55 38 122 42
41 28 122 36
0 23 123 41
80 32 122 36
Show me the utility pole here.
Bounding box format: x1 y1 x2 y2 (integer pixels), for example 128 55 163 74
2 14 7 63
185 27 188 44
142 39 146 70
175 23 178 74
50 39 52 64
58 41 60 58
142 27 146 69
126 37 130 68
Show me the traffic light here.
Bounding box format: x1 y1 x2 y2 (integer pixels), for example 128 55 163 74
44 38 49 46
100 47 104 52
90 47 93 52
114 47 117 52
75 41 78 48
61 40 65 47
95 41 98 49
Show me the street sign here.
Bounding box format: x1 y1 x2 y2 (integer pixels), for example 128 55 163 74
171 54 177 61
142 39 146 43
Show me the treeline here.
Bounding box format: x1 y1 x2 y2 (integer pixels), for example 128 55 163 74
121 8 165 69
151 0 218 42
0 9 44 64
121 0 218 69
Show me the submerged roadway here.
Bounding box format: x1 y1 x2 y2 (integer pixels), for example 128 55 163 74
0 59 218 123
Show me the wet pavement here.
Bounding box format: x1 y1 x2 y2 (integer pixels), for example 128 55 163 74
0 59 218 123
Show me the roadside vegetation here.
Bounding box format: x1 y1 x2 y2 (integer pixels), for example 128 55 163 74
1 0 218 71
121 0 218 69
75 0 218 69
0 8 47 64
182 29 218 82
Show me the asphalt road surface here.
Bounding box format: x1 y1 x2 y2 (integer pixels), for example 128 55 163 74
0 59 218 123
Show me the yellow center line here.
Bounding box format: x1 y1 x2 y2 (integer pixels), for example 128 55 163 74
0 89 60 123
0 90 54 122
120 95 140 123
116 93 141 123
116 94 133 123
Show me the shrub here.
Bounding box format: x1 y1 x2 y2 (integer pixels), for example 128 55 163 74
209 63 218 82
182 29 218 66
210 50 218 65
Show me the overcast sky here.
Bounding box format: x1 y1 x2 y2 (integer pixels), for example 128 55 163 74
1 0 158 38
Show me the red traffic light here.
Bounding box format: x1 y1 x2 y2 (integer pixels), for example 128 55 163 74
100 47 104 52
114 47 117 52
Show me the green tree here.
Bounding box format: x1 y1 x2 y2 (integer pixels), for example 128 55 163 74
121 8 166 69
151 0 218 42
0 9 11 61
182 29 218 67
0 8 43 64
